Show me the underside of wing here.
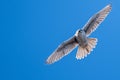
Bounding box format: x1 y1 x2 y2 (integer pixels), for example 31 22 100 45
83 4 112 36
46 36 78 64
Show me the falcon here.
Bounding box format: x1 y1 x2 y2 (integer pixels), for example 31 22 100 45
46 4 112 64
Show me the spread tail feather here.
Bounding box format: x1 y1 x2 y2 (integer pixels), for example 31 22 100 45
76 38 97 59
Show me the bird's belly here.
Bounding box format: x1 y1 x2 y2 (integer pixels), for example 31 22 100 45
76 36 88 48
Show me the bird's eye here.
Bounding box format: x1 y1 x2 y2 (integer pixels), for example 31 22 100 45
79 30 82 33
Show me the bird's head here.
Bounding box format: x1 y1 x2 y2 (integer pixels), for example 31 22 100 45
75 29 85 36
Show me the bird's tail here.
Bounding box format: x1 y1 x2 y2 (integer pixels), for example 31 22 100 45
76 38 97 59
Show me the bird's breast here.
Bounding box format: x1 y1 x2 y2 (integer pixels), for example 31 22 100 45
76 34 88 48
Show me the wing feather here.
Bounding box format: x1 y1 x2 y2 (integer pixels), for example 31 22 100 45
46 36 78 64
83 4 112 36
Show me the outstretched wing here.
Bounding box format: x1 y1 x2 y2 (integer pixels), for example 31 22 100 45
46 36 78 64
83 4 112 36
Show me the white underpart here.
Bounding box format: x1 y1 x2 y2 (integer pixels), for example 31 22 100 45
75 30 79 36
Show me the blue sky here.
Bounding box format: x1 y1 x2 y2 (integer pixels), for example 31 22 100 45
1 0 120 80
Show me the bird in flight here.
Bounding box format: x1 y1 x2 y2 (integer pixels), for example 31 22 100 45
46 4 112 64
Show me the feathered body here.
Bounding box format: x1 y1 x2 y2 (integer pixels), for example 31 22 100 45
75 30 88 48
